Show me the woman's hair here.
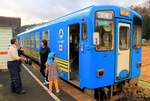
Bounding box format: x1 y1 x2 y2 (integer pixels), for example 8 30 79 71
11 38 17 44
52 54 56 61
42 39 47 46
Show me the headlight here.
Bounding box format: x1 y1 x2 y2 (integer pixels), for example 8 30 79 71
120 8 130 16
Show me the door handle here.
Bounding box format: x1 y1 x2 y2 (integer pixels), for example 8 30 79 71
118 53 120 55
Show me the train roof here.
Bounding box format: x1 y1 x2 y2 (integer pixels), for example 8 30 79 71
17 5 141 37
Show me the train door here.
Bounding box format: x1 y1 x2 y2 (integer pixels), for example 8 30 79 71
69 23 80 84
116 23 130 80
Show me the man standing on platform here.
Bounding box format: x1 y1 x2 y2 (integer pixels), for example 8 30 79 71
7 38 26 94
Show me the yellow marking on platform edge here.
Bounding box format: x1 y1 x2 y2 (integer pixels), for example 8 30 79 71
22 64 61 101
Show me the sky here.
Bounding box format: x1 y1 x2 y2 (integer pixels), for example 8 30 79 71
0 0 143 25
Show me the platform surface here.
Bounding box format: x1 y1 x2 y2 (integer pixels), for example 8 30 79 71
0 64 76 101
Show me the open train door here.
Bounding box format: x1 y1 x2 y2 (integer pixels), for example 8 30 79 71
68 22 87 86
68 23 80 86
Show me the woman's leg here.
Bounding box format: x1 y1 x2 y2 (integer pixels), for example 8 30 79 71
49 80 53 95
40 63 46 77
54 79 59 93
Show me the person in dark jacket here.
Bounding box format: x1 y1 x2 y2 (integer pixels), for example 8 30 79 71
39 39 50 84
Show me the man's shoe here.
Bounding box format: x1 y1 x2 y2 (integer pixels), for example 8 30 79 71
11 90 16 93
16 90 26 94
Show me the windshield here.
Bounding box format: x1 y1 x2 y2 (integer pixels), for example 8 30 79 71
95 19 114 50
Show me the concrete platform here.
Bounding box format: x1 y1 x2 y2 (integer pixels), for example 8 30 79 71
26 63 96 101
22 63 77 101
0 67 54 101
0 63 78 101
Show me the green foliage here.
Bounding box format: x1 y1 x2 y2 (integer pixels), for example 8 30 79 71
133 6 150 40
142 13 150 40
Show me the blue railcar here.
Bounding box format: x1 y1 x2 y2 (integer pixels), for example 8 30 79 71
17 5 142 99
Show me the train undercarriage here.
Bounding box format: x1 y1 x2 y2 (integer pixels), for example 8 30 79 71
84 78 138 101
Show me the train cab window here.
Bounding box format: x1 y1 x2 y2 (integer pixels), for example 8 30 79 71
31 33 35 48
82 23 87 40
94 20 114 50
43 30 50 45
119 27 130 50
35 32 40 48
133 17 142 48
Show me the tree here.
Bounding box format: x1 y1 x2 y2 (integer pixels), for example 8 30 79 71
142 13 150 39
133 6 150 40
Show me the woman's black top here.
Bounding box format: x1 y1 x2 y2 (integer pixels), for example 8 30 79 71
39 46 50 64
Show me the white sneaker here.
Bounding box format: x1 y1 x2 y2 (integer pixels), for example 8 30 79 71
43 80 49 85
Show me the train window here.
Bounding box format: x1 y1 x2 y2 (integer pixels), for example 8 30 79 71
119 27 130 50
20 38 23 47
133 17 142 48
27 34 31 48
43 30 50 45
21 37 24 47
24 35 27 48
82 23 87 40
31 33 34 48
35 32 40 48
31 33 35 48
94 20 114 50
18 38 20 46
133 25 141 48
23 36 26 47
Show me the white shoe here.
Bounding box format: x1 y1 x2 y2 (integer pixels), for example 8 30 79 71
43 78 49 85
43 81 49 85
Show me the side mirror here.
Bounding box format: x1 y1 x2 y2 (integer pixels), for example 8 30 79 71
93 32 100 45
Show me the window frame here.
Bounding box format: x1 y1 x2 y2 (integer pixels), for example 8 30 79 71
42 30 50 46
35 32 40 49
119 26 130 50
133 25 142 48
94 10 115 51
31 33 35 49
27 34 31 48
133 16 142 49
82 22 88 40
